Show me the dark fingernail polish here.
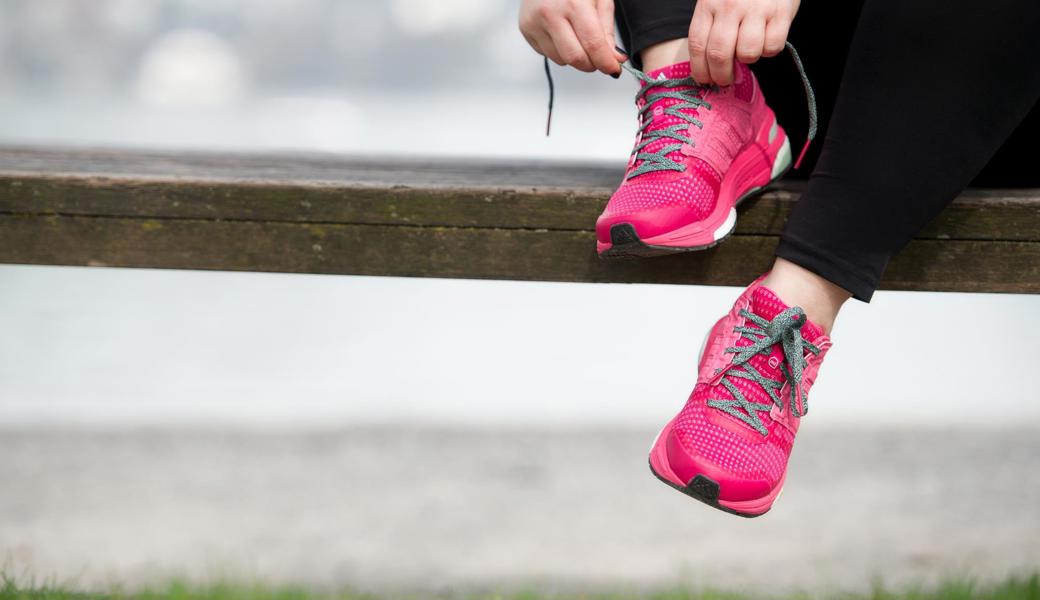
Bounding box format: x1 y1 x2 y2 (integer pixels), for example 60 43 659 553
611 71 621 79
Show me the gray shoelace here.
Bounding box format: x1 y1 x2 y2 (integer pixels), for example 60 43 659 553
623 69 713 179
543 42 817 169
706 306 821 436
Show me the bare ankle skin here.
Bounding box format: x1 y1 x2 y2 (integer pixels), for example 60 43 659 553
759 258 851 335
641 38 689 72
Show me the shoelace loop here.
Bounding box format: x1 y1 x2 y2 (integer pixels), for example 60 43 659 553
706 306 821 436
543 42 817 168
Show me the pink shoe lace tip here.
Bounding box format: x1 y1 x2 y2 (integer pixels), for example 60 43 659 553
793 140 811 170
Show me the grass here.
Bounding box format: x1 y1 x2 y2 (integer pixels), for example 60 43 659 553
1 574 1038 600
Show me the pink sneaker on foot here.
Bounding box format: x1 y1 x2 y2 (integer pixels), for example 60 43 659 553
597 60 801 258
649 277 832 517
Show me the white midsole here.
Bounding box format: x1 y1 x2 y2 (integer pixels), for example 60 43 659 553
711 207 738 241
771 137 793 179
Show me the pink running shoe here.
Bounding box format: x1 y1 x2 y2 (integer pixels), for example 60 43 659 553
597 61 796 258
649 276 832 517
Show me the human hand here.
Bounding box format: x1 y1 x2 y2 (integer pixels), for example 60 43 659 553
519 0 627 77
688 0 800 85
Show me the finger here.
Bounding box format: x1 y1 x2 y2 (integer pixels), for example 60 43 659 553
688 7 713 84
763 16 791 57
570 2 623 75
530 27 566 65
596 0 628 63
735 15 766 64
546 18 595 71
705 12 739 85
521 29 543 55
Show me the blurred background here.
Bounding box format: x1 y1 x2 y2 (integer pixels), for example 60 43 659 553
0 0 631 158
0 0 1038 596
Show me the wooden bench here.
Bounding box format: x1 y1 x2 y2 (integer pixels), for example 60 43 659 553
1 147 1037 293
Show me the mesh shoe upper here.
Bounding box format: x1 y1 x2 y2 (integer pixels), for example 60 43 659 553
672 285 828 492
602 161 721 224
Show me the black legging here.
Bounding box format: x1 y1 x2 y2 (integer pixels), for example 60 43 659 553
614 0 1040 301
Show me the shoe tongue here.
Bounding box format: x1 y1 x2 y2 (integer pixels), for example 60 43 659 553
644 60 692 83
750 286 825 342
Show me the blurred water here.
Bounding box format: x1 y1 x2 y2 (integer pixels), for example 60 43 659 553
2 265 1038 429
0 0 635 159
0 89 634 160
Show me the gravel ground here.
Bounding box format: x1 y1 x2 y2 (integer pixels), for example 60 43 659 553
1 427 1037 593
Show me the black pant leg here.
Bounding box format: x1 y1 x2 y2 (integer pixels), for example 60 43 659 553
614 0 692 69
776 0 1040 301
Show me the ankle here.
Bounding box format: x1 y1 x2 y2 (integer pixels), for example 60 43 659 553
641 38 689 72
759 258 851 335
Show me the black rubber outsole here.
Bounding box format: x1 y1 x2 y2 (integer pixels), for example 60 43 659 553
599 162 792 261
648 460 768 519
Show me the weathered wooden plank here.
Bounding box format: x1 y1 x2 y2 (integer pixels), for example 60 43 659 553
0 147 624 191
2 173 1038 242
1 147 1038 292
1 213 1037 293
0 175 611 232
